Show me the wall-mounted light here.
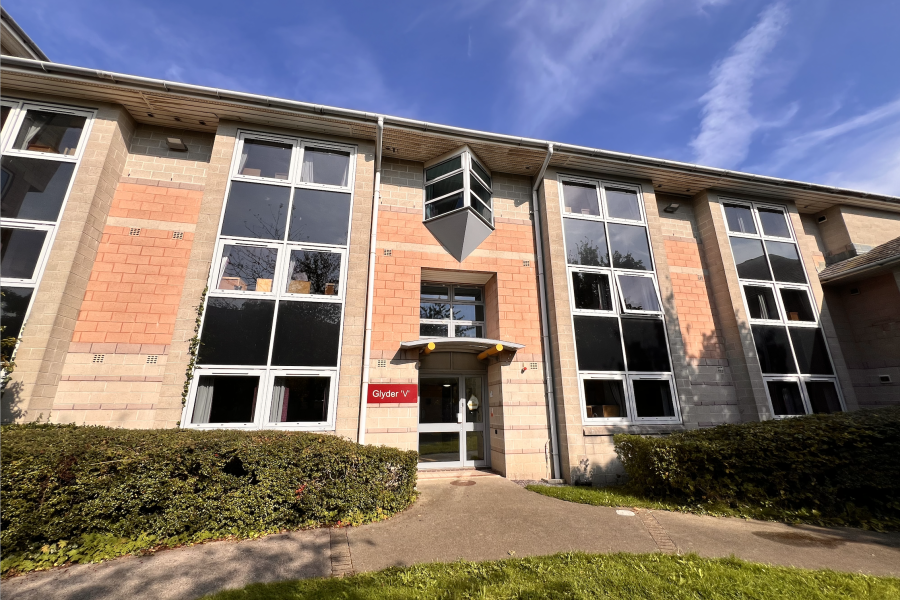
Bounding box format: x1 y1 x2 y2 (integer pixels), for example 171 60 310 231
817 215 827 223
663 203 680 213
166 137 188 152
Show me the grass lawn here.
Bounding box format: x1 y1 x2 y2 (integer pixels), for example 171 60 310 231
200 552 900 599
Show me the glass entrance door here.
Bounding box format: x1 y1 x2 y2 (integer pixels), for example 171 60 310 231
418 375 486 468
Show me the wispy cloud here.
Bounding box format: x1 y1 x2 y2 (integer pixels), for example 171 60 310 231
690 2 790 168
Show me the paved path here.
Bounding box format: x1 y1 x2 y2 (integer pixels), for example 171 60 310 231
4 477 900 600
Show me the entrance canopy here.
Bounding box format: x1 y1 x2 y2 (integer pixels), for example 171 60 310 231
400 337 524 354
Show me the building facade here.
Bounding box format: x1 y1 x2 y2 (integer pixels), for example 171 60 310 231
2 30 899 484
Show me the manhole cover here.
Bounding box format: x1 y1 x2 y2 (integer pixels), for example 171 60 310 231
450 480 476 486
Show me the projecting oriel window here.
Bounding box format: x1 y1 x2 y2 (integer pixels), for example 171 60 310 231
419 283 485 339
182 131 355 431
721 199 844 417
560 176 679 425
423 149 493 227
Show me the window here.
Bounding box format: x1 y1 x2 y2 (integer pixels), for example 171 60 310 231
561 176 677 425
721 199 843 417
184 131 355 431
0 100 93 350
419 283 485 338
423 148 493 226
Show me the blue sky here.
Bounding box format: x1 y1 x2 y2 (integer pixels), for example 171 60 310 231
9 0 900 194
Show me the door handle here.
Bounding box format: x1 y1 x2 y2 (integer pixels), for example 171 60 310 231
457 412 462 423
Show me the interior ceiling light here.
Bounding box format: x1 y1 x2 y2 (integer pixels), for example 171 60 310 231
166 137 188 152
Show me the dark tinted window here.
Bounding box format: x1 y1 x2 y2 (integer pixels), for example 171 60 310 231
192 375 259 424
425 156 461 182
632 380 676 417
419 377 458 424
780 288 815 322
270 376 330 422
617 275 660 311
453 304 484 321
470 176 491 206
472 197 492 223
789 328 833 375
758 208 791 238
239 139 292 179
271 301 342 366
420 301 450 319
723 203 756 234
471 159 491 188
730 237 771 280
622 318 670 372
301 148 350 187
455 324 483 338
1 228 46 279
286 250 341 295
767 380 805 416
564 219 609 267
744 285 779 320
752 326 796 374
0 157 75 221
766 241 805 283
421 284 449 300
562 182 600 216
215 245 278 292
608 223 652 271
198 298 275 365
572 272 613 311
13 110 86 156
605 188 642 221
426 172 464 201
289 188 351 245
0 106 10 130
573 316 624 371
806 381 842 414
584 379 627 418
220 182 289 241
424 193 464 219
0 286 34 339
420 323 448 337
454 287 483 302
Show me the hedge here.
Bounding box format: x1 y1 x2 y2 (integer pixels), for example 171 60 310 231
614 407 900 527
1 424 418 574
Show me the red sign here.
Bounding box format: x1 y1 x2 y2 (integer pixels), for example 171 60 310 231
367 384 418 404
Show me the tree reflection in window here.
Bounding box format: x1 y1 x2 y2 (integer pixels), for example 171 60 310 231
217 245 277 292
287 250 341 295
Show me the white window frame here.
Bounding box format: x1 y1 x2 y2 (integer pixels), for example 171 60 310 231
567 266 617 316
210 238 284 299
263 368 338 430
615 272 663 315
762 374 846 419
579 372 630 423
422 146 494 227
600 181 646 225
627 373 681 424
0 222 55 285
775 283 818 327
740 282 783 325
560 176 603 219
281 243 347 302
297 140 357 192
183 367 268 429
231 132 298 186
419 282 486 339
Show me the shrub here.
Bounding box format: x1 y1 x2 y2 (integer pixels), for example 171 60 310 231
614 407 900 527
1 424 417 573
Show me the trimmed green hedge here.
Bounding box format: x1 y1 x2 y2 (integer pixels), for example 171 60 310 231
614 407 900 528
1 424 417 574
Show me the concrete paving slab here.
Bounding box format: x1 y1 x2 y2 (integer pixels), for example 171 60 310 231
1 529 331 600
347 477 658 572
653 509 900 577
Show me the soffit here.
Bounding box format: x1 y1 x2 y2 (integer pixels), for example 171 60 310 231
421 268 494 285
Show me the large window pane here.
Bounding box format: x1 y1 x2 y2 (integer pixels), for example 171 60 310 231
289 188 351 245
0 286 34 339
455 324 484 338
470 176 491 207
192 375 259 424
730 237 772 281
454 287 483 302
767 380 805 416
572 271 613 311
425 172 464 201
198 298 275 365
425 156 461 182
605 188 641 221
608 223 652 271
420 301 450 319
420 378 459 424
424 192 464 219
806 381 842 414
621 318 671 372
574 316 625 371
215 245 277 292
584 379 627 418
420 323 448 337
421 284 450 300
472 198 492 223
724 203 757 234
758 208 791 238
301 148 350 187
271 301 342 367
780 288 815 322
471 159 491 188
13 110 86 156
419 432 460 463
286 250 341 295
752 326 796 374
789 328 833 375
564 219 609 267
452 304 484 322
466 432 484 461
239 139 292 179
744 285 779 320
766 241 805 283
221 182 289 240
1 228 46 280
633 380 676 418
0 156 75 222
562 182 600 216
269 376 330 423
617 275 660 311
